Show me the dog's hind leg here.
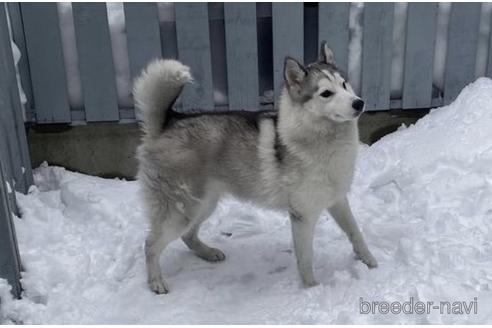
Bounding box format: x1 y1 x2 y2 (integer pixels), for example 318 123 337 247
145 205 189 294
328 195 378 268
182 223 226 262
181 197 225 262
289 212 319 287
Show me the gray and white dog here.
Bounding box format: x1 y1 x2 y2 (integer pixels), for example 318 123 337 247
135 42 377 294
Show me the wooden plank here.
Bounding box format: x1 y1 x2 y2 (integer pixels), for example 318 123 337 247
0 5 32 194
21 3 71 123
124 3 162 82
3 4 34 192
361 3 394 111
7 3 34 115
318 3 350 74
72 3 119 122
175 3 214 111
159 3 178 60
488 7 492 78
224 3 259 111
0 8 23 289
0 160 22 298
402 3 438 109
443 3 481 105
0 6 21 192
272 3 303 109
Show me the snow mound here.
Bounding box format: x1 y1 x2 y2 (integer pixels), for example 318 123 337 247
2 78 492 324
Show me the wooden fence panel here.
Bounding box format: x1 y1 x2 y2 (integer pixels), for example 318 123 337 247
488 9 492 78
21 3 70 123
443 3 481 105
0 5 28 299
124 3 162 82
175 3 214 111
361 3 394 111
15 2 492 121
72 3 119 122
0 161 22 299
7 3 33 115
488 6 492 79
402 3 438 109
0 5 32 193
272 3 303 109
224 3 259 110
318 3 350 74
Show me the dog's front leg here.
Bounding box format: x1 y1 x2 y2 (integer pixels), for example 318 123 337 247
289 211 319 287
328 195 378 268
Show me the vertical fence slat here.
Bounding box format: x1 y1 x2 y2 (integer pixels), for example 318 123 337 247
488 7 492 78
0 160 22 299
0 6 22 298
175 3 214 111
0 5 32 194
443 3 481 105
224 3 259 111
72 3 119 122
124 3 162 82
7 3 34 115
0 8 22 194
361 3 394 111
21 3 70 123
318 3 350 74
272 3 303 109
0 6 16 204
402 3 438 109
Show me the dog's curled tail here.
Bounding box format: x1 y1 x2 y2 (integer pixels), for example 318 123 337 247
133 59 192 139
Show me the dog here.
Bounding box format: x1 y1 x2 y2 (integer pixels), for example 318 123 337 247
134 41 377 294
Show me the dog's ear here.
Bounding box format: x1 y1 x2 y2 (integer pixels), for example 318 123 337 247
319 41 335 65
284 57 306 87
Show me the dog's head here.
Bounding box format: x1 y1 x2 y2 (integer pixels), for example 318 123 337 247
283 41 364 122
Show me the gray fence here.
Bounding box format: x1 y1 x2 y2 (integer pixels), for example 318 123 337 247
7 2 492 126
0 4 33 298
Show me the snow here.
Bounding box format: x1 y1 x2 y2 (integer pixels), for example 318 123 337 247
2 78 492 324
347 3 363 95
5 180 12 194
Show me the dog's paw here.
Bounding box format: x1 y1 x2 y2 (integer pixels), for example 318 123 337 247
356 252 378 269
302 278 320 288
199 248 226 262
149 278 169 295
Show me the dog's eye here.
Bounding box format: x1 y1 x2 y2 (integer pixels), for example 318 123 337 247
320 90 334 98
342 82 347 90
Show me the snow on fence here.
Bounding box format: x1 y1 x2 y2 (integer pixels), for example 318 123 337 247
0 4 33 299
7 2 492 125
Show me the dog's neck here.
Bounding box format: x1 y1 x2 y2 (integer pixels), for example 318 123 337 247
277 89 359 153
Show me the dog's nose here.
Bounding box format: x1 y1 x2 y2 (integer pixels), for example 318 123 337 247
352 99 365 112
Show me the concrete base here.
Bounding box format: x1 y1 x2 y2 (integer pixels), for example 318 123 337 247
28 122 142 179
27 109 429 180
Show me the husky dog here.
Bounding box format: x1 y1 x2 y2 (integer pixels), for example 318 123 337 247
135 42 377 294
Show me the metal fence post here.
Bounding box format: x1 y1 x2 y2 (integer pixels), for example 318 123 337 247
0 160 22 299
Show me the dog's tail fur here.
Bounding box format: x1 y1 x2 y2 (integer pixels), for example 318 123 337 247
133 59 192 139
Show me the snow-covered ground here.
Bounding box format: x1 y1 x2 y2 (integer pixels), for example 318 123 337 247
2 78 492 324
